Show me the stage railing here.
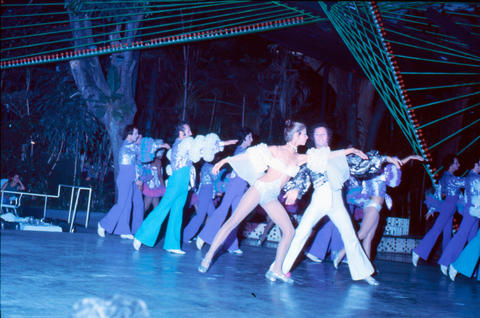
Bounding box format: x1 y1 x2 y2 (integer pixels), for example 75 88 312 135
1 184 92 232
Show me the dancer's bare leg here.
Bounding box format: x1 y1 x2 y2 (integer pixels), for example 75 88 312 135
259 216 275 245
360 207 380 258
143 196 153 213
262 201 295 275
336 204 381 262
152 197 160 209
202 187 260 264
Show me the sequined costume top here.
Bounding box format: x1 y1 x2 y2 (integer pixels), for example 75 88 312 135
425 171 465 214
140 164 163 190
347 150 389 179
434 171 465 199
284 149 388 199
199 163 215 186
119 140 141 166
197 162 224 199
346 164 402 210
464 170 480 217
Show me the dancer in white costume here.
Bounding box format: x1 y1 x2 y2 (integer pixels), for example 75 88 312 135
198 121 309 283
282 123 402 285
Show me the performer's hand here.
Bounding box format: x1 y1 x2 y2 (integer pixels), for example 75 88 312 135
387 156 402 169
135 180 143 191
402 155 424 165
283 189 299 205
162 143 171 149
212 159 227 175
224 139 238 146
350 148 368 160
425 211 434 220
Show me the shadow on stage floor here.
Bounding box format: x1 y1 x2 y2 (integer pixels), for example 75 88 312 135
1 230 478 318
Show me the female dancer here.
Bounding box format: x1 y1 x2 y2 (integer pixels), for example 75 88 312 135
98 125 169 239
440 159 479 275
198 121 308 283
195 127 253 255
412 155 464 267
335 154 424 266
182 160 219 244
142 156 166 214
133 122 237 254
281 124 396 285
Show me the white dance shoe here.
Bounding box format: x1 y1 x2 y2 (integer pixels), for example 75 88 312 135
305 252 323 263
133 238 142 251
97 222 105 238
448 265 458 281
333 254 342 269
120 234 134 240
198 258 211 273
196 237 205 250
265 269 294 284
440 264 448 276
364 276 379 286
265 263 294 284
228 249 243 255
412 251 420 267
166 249 186 255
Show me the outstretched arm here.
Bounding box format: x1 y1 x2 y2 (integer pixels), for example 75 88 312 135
335 147 369 160
219 139 238 147
401 155 424 165
211 149 249 175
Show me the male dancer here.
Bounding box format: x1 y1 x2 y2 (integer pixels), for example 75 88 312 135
446 159 480 279
282 123 401 285
133 122 236 254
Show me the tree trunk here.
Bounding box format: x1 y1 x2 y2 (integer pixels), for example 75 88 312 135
68 12 143 183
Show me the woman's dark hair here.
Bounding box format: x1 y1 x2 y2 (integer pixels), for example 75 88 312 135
175 121 190 135
442 154 458 171
236 127 252 144
122 124 138 140
309 122 332 145
283 119 306 142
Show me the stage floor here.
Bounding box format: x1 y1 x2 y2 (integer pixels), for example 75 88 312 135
1 230 478 317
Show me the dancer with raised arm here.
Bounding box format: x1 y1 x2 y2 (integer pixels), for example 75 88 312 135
441 158 480 276
133 122 237 254
335 154 424 266
196 128 253 255
198 120 308 283
412 155 464 267
281 123 399 285
98 125 169 239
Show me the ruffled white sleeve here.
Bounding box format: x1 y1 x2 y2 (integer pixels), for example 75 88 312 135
228 143 271 186
189 133 225 163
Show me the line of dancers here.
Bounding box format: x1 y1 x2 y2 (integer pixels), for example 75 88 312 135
413 156 479 281
96 121 479 285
